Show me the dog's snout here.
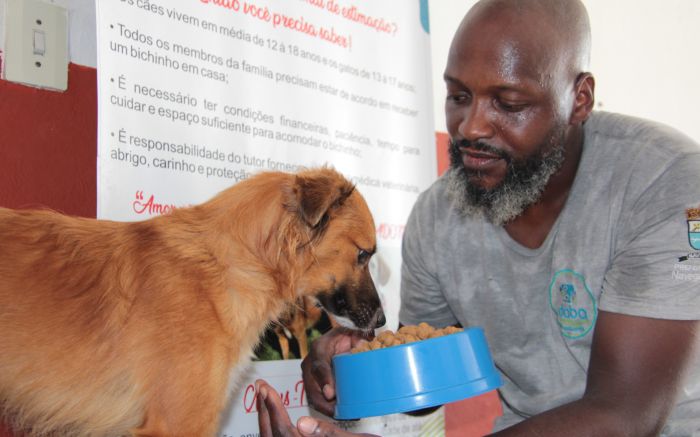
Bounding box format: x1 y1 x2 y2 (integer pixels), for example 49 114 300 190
373 308 386 329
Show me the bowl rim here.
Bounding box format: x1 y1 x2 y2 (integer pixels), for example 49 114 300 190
333 326 484 359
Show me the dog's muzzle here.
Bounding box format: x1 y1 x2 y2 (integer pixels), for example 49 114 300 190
317 284 385 331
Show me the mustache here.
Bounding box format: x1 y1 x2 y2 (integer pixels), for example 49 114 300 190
449 138 510 161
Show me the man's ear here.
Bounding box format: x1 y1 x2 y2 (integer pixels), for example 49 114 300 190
570 72 595 124
293 169 354 228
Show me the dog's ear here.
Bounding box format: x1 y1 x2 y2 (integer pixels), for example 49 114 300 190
293 169 355 228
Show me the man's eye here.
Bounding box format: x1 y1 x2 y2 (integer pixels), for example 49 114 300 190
497 99 527 112
447 93 470 104
357 249 371 265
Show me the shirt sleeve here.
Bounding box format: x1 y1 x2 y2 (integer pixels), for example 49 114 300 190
601 154 700 320
399 189 459 328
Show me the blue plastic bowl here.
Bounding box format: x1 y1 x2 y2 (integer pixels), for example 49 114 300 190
332 327 502 420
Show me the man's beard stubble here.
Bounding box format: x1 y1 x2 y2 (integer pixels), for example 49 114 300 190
445 129 567 226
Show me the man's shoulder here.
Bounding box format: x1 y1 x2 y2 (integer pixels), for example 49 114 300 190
586 111 699 155
582 111 700 189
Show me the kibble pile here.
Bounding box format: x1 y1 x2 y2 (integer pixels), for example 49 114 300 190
351 322 463 353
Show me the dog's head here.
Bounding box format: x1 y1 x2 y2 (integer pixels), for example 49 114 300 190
283 168 385 332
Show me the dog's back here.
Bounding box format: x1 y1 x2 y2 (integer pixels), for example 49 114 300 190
0 208 147 435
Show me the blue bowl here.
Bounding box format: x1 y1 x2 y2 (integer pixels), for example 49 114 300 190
332 327 502 420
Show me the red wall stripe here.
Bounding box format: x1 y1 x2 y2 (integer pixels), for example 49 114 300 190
0 62 97 218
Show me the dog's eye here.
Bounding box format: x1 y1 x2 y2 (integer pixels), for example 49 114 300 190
357 249 371 265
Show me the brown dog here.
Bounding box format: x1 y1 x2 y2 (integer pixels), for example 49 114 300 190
0 167 385 437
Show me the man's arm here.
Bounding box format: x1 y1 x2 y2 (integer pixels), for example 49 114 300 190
493 310 698 437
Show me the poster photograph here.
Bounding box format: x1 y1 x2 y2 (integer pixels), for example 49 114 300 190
96 0 439 434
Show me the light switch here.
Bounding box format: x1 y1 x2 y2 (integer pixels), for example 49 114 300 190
33 30 46 56
2 0 68 91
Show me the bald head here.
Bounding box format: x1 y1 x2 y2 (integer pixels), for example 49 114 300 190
455 0 591 88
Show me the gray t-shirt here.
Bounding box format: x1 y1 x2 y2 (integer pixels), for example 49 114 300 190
399 111 700 435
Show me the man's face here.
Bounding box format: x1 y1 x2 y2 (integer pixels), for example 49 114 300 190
446 128 566 225
443 10 574 224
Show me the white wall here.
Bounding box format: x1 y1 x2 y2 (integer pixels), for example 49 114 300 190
0 0 96 67
428 0 700 143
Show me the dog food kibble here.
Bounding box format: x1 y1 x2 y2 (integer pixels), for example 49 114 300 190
350 322 463 353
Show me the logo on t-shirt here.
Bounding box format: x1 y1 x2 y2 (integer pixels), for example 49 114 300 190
549 269 598 339
686 206 700 250
678 206 700 262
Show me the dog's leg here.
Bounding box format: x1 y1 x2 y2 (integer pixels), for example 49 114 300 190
297 329 309 359
131 387 225 437
130 354 231 437
277 331 290 360
131 395 225 437
290 313 309 359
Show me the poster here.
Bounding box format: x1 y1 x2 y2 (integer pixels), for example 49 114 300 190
96 0 438 433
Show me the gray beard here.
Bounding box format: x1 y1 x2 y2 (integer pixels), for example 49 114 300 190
445 132 566 226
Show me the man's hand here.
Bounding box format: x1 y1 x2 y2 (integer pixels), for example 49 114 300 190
256 379 378 437
300 327 373 417
257 379 301 437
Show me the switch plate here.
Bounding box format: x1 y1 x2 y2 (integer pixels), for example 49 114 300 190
3 0 68 91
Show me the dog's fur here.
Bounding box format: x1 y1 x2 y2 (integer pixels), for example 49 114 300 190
0 168 385 437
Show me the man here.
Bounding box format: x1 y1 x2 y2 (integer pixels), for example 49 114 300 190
258 0 700 435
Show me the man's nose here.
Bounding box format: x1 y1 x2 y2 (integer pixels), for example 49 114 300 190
458 98 496 142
